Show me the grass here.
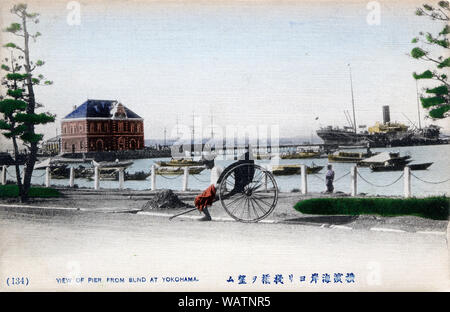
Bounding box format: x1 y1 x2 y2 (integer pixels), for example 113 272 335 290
0 184 61 198
294 197 449 220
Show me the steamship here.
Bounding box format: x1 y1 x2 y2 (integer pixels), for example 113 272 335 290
316 106 444 148
316 65 446 148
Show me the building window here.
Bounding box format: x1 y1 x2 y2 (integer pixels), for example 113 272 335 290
80 141 83 149
130 123 135 133
97 123 102 132
90 124 95 133
104 123 108 132
118 122 123 132
79 125 83 133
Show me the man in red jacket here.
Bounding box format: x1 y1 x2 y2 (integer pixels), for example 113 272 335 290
195 159 222 221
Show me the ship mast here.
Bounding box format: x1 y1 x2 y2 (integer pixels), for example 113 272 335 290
415 80 422 130
348 64 357 134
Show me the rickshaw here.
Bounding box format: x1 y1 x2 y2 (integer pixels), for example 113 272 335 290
170 151 279 223
215 154 279 222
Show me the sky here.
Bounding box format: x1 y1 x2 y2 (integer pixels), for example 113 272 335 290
0 0 449 148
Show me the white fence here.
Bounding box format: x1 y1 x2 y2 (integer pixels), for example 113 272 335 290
2 164 449 198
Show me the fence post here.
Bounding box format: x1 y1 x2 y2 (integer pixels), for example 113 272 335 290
182 166 189 191
118 168 124 190
404 166 411 198
69 167 75 188
45 166 51 187
351 165 357 197
1 165 6 185
151 165 156 191
300 164 307 195
94 165 99 190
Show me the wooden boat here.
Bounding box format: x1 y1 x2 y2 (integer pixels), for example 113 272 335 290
281 150 321 159
156 166 205 175
155 158 204 167
125 171 151 180
272 165 301 175
328 151 378 163
253 153 272 160
99 170 153 181
357 152 411 167
408 163 433 170
92 160 133 168
370 162 433 172
307 165 324 174
271 164 324 175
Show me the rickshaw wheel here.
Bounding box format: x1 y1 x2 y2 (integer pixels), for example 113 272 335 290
218 163 279 223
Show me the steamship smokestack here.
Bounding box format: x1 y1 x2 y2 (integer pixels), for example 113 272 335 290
382 105 390 124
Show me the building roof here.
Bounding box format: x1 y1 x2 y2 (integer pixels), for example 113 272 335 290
63 99 142 120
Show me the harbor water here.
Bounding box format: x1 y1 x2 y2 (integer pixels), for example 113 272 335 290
8 144 450 197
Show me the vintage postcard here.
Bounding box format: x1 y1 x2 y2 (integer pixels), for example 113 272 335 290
0 0 449 296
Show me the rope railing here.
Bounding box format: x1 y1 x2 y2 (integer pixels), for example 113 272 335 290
310 173 325 182
334 171 350 182
158 173 183 180
31 171 47 178
357 171 404 188
191 174 210 183
6 168 24 179
410 172 450 185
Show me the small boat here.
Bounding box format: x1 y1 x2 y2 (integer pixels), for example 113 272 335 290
272 165 301 175
156 166 205 175
253 153 272 160
408 162 433 170
307 165 324 174
370 162 433 172
328 151 378 163
358 152 411 167
92 159 133 168
271 164 324 176
281 150 321 159
125 171 151 180
155 158 204 167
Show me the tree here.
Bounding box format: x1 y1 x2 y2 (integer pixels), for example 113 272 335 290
410 1 450 119
0 3 54 202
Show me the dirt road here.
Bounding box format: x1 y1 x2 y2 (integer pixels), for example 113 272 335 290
0 204 448 291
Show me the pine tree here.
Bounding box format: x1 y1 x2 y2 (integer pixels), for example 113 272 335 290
0 3 54 202
411 1 450 119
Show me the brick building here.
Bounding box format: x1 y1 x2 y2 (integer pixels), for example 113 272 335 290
61 100 144 154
